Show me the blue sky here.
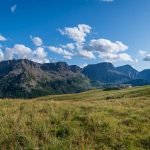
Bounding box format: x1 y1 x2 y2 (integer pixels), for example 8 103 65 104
0 0 150 70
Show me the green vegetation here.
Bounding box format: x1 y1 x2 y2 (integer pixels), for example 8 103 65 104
0 86 150 150
0 59 91 98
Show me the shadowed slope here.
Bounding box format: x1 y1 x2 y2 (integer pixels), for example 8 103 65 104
0 59 91 98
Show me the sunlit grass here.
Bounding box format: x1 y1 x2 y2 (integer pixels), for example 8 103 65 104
0 86 150 149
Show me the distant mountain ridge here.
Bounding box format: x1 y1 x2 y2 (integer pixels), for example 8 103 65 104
0 59 149 98
137 69 150 81
82 62 131 84
116 65 139 79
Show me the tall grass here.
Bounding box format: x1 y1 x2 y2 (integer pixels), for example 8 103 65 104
0 86 150 149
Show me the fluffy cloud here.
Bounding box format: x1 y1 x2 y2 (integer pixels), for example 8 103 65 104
99 52 133 62
48 46 74 56
118 53 133 62
87 39 128 53
48 46 74 59
0 49 4 61
99 53 118 60
11 5 17 13
0 35 7 41
5 44 32 60
139 50 150 61
139 50 147 56
57 25 132 61
143 54 150 61
62 43 75 50
33 47 49 63
79 50 95 59
59 24 91 43
34 47 47 58
82 38 131 61
0 24 133 63
4 44 49 63
30 36 43 46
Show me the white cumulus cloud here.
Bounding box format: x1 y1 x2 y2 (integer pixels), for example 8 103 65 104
4 44 49 63
139 50 150 61
118 53 133 62
34 47 47 58
0 49 4 61
83 38 131 62
87 39 128 53
33 47 49 63
143 54 150 61
62 43 75 50
99 52 133 62
59 24 91 43
79 50 95 59
48 46 74 59
5 44 32 60
139 50 147 56
30 36 43 46
0 24 134 63
0 35 7 41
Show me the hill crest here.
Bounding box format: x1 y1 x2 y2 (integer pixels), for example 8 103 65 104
0 59 149 98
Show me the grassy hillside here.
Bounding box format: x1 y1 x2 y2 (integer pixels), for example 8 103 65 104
0 86 150 149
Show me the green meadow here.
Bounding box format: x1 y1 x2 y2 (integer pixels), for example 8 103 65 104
0 86 150 150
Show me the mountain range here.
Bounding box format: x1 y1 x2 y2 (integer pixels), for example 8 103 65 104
0 59 149 98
